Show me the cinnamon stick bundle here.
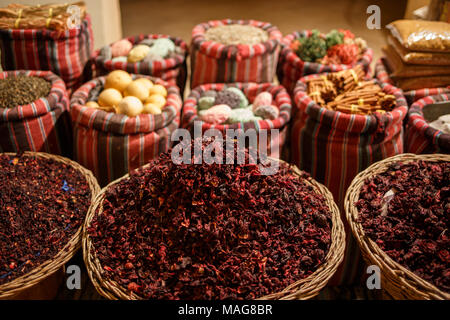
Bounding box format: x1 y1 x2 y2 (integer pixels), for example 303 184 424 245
328 64 365 92
306 66 397 115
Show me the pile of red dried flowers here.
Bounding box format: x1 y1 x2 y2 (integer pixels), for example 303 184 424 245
88 138 333 299
356 160 449 293
0 153 92 285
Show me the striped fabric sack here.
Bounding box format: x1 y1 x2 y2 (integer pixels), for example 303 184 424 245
277 30 373 94
182 83 292 158
291 74 408 284
0 16 94 92
190 19 282 89
0 70 71 156
70 75 182 186
93 34 188 93
375 59 450 105
406 93 450 154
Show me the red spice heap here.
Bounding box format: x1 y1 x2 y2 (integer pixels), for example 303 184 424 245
356 160 449 293
89 138 332 299
0 153 91 284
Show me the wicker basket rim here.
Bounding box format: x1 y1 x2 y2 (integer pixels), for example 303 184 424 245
82 157 345 300
344 153 450 300
0 151 100 299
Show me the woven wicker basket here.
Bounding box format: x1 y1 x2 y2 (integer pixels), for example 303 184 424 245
83 159 346 300
345 153 450 300
0 151 100 299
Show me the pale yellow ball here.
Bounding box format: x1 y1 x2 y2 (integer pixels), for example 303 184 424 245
99 105 116 113
127 44 150 63
117 96 143 117
143 103 162 115
149 84 167 97
104 70 132 92
145 94 166 109
98 88 123 108
134 78 153 91
86 101 100 109
124 81 149 101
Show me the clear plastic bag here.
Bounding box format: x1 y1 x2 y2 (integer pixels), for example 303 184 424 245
387 20 450 53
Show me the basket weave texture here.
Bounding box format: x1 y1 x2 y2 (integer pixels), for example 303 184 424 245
345 153 450 300
83 160 346 300
0 151 100 299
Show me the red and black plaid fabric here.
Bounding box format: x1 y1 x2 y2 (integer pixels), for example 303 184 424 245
0 16 94 93
70 74 182 186
277 30 373 94
291 74 407 284
374 58 450 105
0 70 72 157
182 82 292 158
190 19 282 89
93 34 188 94
406 93 450 154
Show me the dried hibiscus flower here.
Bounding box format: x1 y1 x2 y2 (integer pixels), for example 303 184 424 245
88 138 333 299
356 160 449 293
0 153 91 284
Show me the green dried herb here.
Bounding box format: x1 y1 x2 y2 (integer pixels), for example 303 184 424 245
296 29 327 62
325 29 344 49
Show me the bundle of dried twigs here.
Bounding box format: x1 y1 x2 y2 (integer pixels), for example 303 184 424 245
0 2 86 31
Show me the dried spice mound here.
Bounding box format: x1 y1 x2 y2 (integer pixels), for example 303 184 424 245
0 75 51 109
356 160 450 293
204 24 269 45
89 138 333 299
0 154 92 285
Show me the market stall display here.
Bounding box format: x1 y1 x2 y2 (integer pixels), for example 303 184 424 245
83 138 345 300
406 94 450 154
345 153 450 299
0 1 448 300
277 29 373 94
70 73 182 186
182 83 292 158
94 34 188 93
0 151 99 299
0 2 94 92
190 19 282 88
0 70 72 157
